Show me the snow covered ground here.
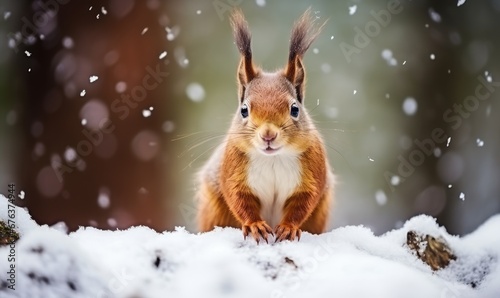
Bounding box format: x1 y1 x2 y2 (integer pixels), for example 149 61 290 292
0 193 499 298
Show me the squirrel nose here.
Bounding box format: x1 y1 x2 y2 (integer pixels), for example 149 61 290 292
260 131 277 142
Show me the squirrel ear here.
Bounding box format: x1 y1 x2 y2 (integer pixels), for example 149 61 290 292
230 9 258 102
236 58 256 101
284 8 325 103
286 57 306 103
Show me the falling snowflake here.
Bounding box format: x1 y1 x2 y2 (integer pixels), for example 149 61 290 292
390 176 401 186
138 187 149 195
186 82 205 102
165 26 179 41
62 37 74 49
80 90 86 97
321 63 331 74
349 5 357 15
381 49 397 66
402 97 418 116
64 147 77 162
115 81 127 93
433 147 442 157
485 71 492 83
375 190 387 206
159 51 167 59
428 8 441 23
8 37 16 49
98 191 110 209
142 109 152 118
89 75 98 83
107 218 117 227
162 121 175 133
459 192 465 201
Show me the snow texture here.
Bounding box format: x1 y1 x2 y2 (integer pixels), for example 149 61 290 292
1 194 499 298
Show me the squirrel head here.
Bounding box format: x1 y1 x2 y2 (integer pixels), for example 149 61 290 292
229 9 325 156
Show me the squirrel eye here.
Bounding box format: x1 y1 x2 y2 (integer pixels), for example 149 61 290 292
290 103 300 118
241 104 249 118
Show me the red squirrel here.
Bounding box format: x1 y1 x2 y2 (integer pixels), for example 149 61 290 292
197 9 334 243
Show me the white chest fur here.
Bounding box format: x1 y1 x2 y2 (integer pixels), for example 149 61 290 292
246 150 302 227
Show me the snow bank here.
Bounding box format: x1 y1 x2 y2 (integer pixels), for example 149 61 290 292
0 194 499 298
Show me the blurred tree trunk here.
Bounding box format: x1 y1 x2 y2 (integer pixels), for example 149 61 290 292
15 0 178 231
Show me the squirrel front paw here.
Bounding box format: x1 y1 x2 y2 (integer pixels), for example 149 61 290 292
275 223 302 242
242 220 273 244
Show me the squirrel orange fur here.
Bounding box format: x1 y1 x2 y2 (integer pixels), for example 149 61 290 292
197 8 334 243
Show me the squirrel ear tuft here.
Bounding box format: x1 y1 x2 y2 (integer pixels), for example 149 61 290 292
284 8 326 103
230 9 258 101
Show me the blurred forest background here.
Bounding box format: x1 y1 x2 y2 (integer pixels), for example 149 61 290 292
0 0 499 236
